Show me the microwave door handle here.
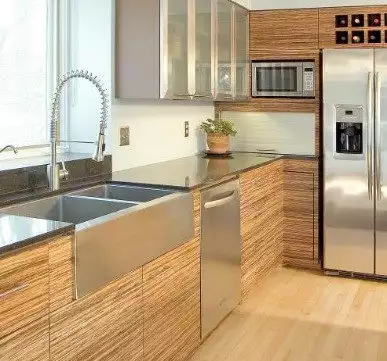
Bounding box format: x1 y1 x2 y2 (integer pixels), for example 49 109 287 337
252 66 257 96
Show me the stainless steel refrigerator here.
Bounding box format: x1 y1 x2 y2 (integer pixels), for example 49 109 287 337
323 49 387 276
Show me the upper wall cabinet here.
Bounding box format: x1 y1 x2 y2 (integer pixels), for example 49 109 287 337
161 0 190 99
195 0 214 98
234 5 249 99
249 9 319 58
215 0 249 101
216 0 233 101
115 0 249 101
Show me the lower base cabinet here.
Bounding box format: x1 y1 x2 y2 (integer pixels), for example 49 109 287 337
49 238 200 361
50 269 143 361
283 159 319 269
0 242 50 361
240 161 284 299
1 159 320 361
143 238 201 361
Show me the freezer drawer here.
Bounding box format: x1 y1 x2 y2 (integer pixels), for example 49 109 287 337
201 180 241 339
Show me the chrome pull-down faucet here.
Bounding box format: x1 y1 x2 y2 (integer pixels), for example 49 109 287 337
48 70 109 191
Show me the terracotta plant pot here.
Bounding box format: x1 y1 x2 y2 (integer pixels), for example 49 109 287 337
206 134 229 154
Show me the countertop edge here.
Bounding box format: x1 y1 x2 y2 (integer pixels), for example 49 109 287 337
0 224 75 257
189 156 282 191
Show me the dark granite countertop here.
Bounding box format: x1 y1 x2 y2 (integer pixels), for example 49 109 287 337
0 214 74 256
0 174 110 208
111 152 284 190
0 152 317 256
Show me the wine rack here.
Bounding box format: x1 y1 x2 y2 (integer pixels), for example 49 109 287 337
319 6 387 48
335 12 386 45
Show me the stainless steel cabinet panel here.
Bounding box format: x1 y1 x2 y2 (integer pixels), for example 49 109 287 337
215 0 234 100
161 0 190 99
115 0 249 100
115 0 160 99
234 6 249 100
195 0 214 99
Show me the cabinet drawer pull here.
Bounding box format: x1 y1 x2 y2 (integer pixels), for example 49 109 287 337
0 284 28 299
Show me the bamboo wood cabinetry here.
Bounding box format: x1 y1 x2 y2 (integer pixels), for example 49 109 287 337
249 9 319 57
143 238 201 361
49 236 200 361
240 159 320 298
50 268 143 361
1 159 319 360
0 243 50 361
1 223 200 361
240 160 284 299
283 159 320 270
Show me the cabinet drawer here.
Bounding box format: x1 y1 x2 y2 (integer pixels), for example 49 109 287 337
0 244 49 339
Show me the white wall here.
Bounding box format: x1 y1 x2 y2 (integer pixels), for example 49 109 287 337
68 0 111 155
112 101 211 170
251 0 387 10
70 0 214 172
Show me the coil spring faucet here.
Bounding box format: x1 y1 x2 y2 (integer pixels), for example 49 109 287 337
48 70 109 191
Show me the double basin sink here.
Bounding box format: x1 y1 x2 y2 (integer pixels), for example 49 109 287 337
2 183 194 298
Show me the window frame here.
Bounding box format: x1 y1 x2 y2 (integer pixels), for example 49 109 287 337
0 0 70 158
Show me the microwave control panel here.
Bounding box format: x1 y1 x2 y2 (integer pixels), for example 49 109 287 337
303 62 315 97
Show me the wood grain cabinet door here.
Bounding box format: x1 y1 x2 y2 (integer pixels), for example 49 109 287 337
50 268 143 361
143 238 200 361
0 317 49 361
0 244 49 339
240 161 283 299
0 244 50 361
250 9 319 57
284 171 315 263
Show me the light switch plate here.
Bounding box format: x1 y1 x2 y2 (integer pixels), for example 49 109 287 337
120 126 130 146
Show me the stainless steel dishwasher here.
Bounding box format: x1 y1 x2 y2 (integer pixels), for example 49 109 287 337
201 179 241 339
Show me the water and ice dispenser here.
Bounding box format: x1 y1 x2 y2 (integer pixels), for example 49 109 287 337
335 105 364 155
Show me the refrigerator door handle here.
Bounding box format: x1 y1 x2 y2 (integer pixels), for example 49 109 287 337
368 72 374 200
376 72 382 201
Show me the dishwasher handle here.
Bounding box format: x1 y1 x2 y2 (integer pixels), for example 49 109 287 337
204 191 237 209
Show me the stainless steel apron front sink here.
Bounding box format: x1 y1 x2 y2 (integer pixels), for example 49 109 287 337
70 184 175 203
1 184 194 298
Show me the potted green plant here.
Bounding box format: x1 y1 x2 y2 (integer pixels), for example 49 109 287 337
200 118 237 154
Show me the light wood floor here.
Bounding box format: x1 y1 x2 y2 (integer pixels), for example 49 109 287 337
190 267 387 361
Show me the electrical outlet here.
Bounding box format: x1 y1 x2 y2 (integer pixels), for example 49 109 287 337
184 121 189 138
119 126 130 146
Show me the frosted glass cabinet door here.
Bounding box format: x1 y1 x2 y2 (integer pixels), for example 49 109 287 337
216 0 233 100
235 6 249 100
195 0 213 99
161 0 190 99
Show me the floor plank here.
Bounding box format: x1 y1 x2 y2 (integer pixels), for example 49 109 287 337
190 268 387 361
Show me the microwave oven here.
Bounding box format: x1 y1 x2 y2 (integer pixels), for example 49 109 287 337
251 60 315 98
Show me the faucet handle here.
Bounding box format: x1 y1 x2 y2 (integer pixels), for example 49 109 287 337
59 161 69 181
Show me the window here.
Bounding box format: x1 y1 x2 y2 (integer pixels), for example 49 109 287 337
0 0 55 148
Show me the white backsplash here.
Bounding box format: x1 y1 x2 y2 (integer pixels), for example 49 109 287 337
222 111 315 156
